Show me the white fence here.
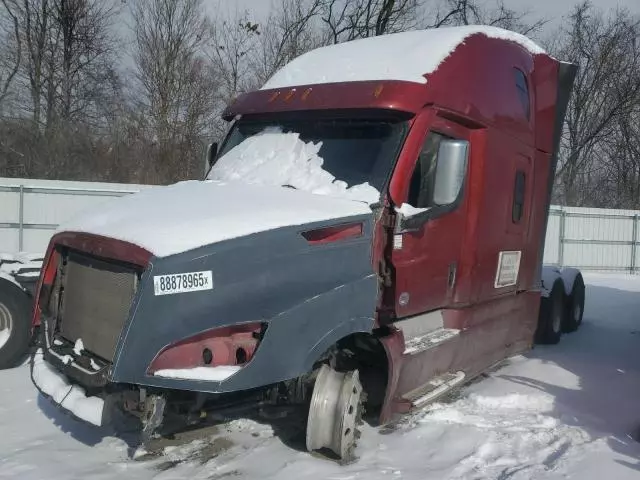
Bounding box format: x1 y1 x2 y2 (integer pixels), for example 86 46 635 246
543 206 640 272
0 177 151 253
1 177 639 273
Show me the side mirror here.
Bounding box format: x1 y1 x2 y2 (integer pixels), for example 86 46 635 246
396 138 469 233
432 139 468 206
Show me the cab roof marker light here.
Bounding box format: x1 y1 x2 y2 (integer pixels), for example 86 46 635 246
268 91 281 102
284 89 297 102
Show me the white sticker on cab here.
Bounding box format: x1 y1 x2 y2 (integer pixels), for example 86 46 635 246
494 251 521 288
154 271 214 296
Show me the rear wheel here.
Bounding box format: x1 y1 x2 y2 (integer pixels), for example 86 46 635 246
306 364 364 463
536 279 565 345
0 279 32 369
563 274 585 333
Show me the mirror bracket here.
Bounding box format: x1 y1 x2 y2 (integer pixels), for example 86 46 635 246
207 142 219 167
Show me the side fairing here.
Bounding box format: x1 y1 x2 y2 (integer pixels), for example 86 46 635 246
110 213 378 392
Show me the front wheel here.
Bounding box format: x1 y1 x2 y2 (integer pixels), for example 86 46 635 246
0 279 32 369
306 364 364 463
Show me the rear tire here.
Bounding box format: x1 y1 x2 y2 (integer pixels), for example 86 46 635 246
0 279 33 369
536 279 565 345
563 274 585 333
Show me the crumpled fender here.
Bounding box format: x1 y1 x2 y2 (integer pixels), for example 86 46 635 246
109 213 379 393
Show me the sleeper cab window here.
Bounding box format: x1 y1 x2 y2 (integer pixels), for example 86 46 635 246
407 131 469 210
514 69 531 120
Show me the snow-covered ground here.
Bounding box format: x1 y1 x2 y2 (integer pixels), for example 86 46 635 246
2 273 640 480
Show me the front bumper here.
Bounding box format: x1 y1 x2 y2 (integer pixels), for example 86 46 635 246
30 349 109 427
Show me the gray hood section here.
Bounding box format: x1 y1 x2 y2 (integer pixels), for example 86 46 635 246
111 212 379 392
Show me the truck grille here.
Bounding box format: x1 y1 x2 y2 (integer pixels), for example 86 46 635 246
58 251 138 361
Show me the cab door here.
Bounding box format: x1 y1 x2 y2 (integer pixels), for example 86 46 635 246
390 114 473 318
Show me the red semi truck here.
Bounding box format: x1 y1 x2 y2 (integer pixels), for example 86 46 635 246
26 25 584 461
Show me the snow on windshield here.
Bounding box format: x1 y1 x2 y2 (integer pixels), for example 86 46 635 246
207 127 381 204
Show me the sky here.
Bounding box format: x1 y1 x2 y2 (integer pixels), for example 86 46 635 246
218 0 640 39
228 0 639 18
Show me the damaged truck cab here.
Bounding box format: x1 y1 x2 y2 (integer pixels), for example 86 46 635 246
29 26 581 461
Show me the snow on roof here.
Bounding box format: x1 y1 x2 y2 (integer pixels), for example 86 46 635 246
262 26 546 90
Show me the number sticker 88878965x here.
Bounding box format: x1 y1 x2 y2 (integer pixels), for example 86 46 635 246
153 271 213 296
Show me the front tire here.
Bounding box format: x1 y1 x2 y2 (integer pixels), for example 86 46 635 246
536 279 565 345
0 279 33 369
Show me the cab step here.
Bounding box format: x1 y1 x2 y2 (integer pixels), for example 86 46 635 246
401 371 466 409
403 328 460 355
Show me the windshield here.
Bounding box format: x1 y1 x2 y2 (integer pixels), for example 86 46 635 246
207 117 408 204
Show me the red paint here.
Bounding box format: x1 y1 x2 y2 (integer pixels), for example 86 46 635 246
301 222 363 244
369 37 566 421
389 292 540 416
390 112 476 316
49 231 152 267
30 243 58 329
147 323 264 373
223 80 428 119
186 33 569 422
378 328 405 424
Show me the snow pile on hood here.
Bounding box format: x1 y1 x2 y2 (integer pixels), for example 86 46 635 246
262 25 546 89
208 127 380 204
58 180 372 258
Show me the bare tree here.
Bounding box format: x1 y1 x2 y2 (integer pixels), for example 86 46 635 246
320 0 423 44
0 0 22 109
5 0 53 128
430 0 548 36
251 0 324 86
209 10 260 106
51 0 120 123
131 0 217 182
551 2 640 206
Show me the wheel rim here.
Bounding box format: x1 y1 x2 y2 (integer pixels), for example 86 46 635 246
0 302 13 349
306 364 363 460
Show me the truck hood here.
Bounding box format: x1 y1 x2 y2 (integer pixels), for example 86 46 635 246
57 180 373 257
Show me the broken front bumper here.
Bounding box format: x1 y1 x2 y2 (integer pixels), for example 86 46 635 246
30 349 109 427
